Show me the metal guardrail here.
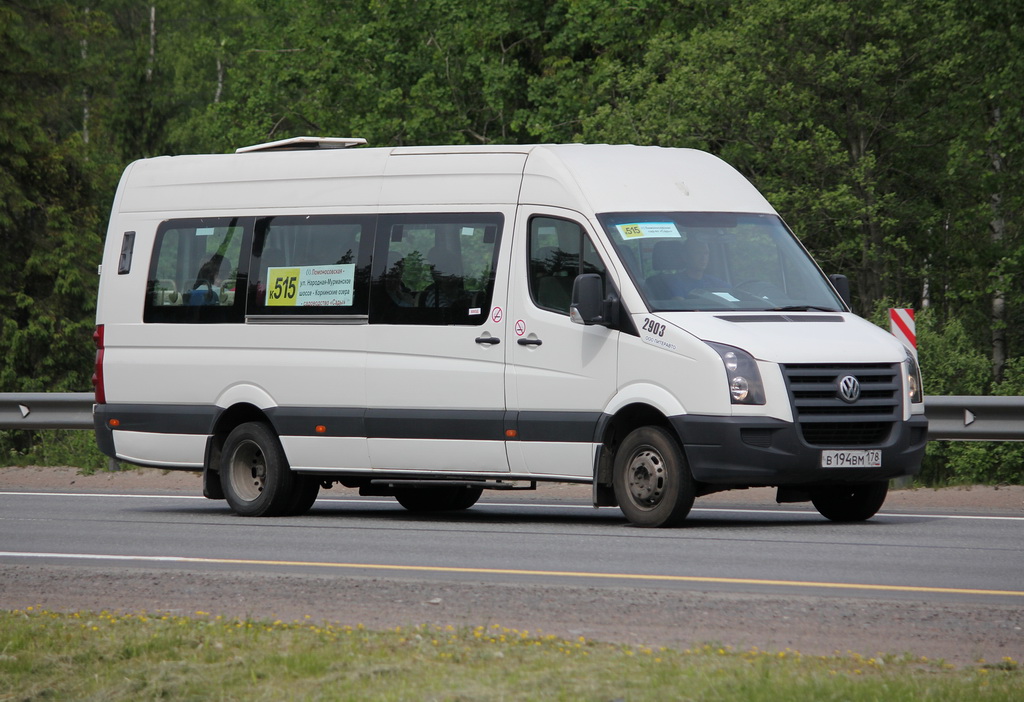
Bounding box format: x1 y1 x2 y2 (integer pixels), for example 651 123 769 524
0 393 95 430
922 395 1024 441
0 393 1022 440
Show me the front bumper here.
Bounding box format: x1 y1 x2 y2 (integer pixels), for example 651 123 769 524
670 413 928 486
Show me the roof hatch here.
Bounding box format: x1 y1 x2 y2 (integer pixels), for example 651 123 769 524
235 136 367 153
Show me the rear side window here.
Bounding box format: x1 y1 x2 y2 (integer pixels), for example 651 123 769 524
145 218 251 323
369 213 503 325
246 215 374 318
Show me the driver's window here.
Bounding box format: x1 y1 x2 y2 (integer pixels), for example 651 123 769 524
529 216 606 315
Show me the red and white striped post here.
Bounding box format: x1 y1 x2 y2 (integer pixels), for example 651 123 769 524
889 308 917 358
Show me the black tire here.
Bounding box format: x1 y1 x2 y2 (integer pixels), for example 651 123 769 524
448 486 483 510
221 422 295 517
394 485 483 512
613 426 695 527
285 475 321 516
810 481 889 522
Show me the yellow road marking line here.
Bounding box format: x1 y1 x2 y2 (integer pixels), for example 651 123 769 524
4 551 1023 598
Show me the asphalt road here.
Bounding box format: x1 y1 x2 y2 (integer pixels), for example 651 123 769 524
2 487 1023 663
2 490 1023 599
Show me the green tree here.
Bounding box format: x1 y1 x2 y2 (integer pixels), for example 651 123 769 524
178 0 548 152
559 1 949 314
933 0 1024 382
1 0 1021 481
0 4 102 394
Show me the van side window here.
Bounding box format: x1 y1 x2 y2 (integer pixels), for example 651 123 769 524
369 213 503 325
529 216 606 314
144 218 250 323
246 215 374 318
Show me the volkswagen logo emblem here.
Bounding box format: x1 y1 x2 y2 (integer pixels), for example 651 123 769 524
837 375 861 403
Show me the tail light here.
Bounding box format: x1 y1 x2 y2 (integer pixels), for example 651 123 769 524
92 325 106 404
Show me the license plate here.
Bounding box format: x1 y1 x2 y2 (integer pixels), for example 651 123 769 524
821 450 882 468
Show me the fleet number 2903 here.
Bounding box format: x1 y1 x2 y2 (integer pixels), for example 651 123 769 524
642 317 666 337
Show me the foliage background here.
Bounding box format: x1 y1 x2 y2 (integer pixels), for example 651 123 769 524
1 0 1021 482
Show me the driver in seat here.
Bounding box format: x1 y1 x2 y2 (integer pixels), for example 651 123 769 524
648 238 727 298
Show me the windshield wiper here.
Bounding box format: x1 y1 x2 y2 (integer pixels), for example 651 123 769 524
766 305 841 313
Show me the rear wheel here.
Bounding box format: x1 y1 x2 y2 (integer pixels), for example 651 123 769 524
221 422 295 517
286 475 321 516
810 481 889 522
613 426 695 527
394 485 483 512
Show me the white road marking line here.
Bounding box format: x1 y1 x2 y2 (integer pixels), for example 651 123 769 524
0 491 1021 521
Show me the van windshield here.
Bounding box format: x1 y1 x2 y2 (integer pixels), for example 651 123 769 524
597 212 844 313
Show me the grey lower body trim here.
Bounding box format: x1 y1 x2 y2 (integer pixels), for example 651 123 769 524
94 403 604 454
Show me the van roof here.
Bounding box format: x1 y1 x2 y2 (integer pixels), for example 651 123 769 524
115 142 776 216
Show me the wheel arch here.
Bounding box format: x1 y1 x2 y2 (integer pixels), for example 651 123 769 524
609 423 697 527
593 401 682 506
202 402 276 499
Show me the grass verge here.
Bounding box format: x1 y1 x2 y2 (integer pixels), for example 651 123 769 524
1 608 1020 701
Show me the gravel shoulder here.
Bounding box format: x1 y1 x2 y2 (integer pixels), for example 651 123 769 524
3 466 1022 666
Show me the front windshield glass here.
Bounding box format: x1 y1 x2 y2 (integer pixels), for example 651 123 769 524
597 212 844 312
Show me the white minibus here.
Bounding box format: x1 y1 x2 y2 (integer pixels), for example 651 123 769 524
93 138 927 526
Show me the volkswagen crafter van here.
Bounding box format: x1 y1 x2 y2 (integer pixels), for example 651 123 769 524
93 138 927 527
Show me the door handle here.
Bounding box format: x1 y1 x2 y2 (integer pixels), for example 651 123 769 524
475 336 501 345
517 338 543 346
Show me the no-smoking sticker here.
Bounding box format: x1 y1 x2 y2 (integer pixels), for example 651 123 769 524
515 319 526 336
491 307 503 323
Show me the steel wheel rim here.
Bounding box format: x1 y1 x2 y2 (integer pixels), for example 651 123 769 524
227 439 267 503
625 447 666 509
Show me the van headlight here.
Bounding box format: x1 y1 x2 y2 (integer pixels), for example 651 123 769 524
905 348 923 404
708 343 766 405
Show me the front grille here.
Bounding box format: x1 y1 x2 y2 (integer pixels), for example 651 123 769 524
782 363 900 446
800 422 892 445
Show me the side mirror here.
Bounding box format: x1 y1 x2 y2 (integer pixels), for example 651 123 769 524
828 274 852 309
570 273 609 326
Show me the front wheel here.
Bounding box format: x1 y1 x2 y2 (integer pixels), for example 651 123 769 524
613 426 695 527
810 481 889 522
221 422 296 517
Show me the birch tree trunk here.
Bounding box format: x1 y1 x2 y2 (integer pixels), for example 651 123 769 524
81 7 89 145
146 5 155 83
988 107 1007 382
